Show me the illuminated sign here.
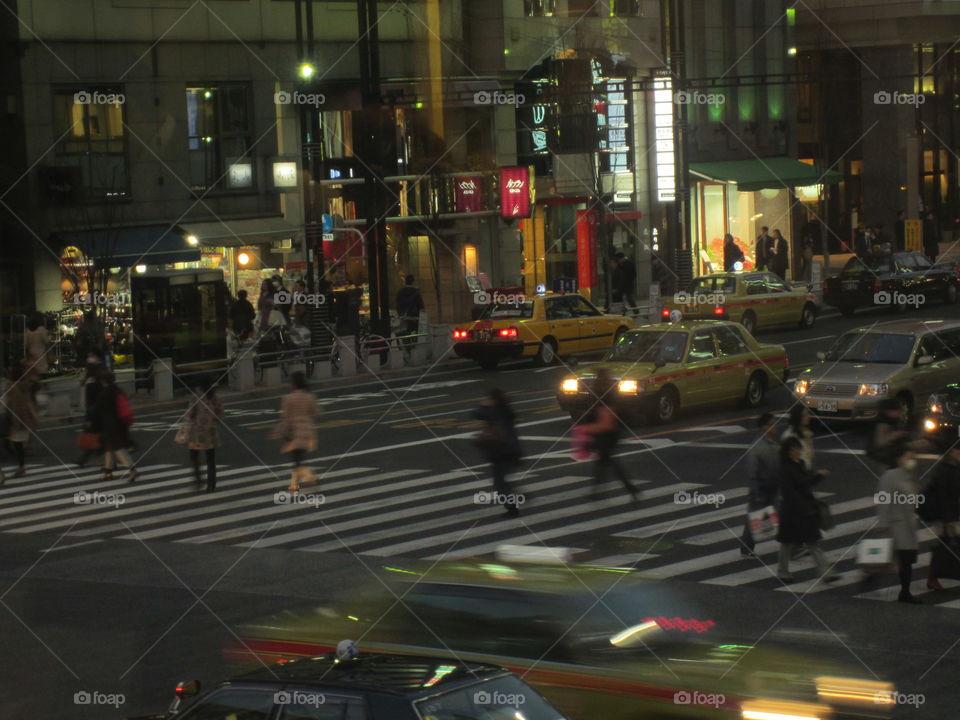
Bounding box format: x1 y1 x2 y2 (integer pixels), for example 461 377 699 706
272 161 298 189
499 167 531 218
226 159 254 189
455 176 482 213
653 75 676 202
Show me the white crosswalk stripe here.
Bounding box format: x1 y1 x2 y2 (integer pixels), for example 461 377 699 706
3 452 960 609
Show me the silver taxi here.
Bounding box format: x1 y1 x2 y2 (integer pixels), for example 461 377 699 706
794 319 960 423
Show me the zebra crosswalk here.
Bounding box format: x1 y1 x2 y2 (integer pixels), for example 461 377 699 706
2 446 958 608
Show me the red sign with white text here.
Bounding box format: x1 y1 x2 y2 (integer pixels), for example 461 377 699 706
576 209 598 291
499 167 531 219
455 176 482 213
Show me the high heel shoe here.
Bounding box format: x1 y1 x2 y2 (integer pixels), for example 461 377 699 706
102 470 114 482
127 468 139 483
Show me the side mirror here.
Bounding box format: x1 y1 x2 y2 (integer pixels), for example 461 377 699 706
168 680 201 715
816 351 826 361
918 355 935 366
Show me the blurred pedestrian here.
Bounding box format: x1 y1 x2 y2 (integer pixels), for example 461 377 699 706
755 226 772 271
894 210 905 252
920 447 960 591
923 211 939 263
91 371 139 483
776 436 835 582
865 399 909 474
612 252 638 307
184 382 224 493
781 405 815 470
740 412 781 556
770 229 789 280
75 310 107 370
396 274 425 345
24 313 51 379
273 371 319 492
229 289 256 340
273 275 292 320
723 234 744 272
473 389 523 518
292 280 310 328
257 279 275 332
577 368 639 502
2 367 37 478
876 446 922 603
76 359 105 467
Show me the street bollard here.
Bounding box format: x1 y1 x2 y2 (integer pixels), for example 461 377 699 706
312 353 333 380
262 366 283 387
430 325 452 362
337 337 357 376
411 343 430 366
152 358 174 401
386 340 405 370
232 353 255 391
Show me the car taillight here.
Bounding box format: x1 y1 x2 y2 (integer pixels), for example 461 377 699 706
452 329 470 339
713 306 724 315
498 327 518 338
661 309 670 317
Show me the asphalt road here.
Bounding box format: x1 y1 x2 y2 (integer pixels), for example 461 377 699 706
5 302 960 718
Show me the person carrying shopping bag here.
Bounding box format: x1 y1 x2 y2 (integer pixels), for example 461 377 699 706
776 436 836 583
90 372 139 483
473 389 523 518
183 382 224 493
273 371 320 492
740 413 781 556
877 446 923 603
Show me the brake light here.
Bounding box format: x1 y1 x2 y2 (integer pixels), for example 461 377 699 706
452 329 470 340
662 309 670 317
498 327 519 338
713 306 724 315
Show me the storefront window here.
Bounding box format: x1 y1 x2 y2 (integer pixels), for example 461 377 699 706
700 184 726 273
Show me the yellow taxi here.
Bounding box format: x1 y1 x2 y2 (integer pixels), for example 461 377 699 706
660 272 818 335
452 293 633 370
557 320 789 423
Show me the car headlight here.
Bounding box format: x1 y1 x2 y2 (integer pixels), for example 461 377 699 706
858 383 889 397
561 378 579 393
928 394 942 413
795 379 809 395
618 379 639 394
740 699 828 720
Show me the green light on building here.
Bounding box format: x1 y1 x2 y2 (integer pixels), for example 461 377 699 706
786 7 795 26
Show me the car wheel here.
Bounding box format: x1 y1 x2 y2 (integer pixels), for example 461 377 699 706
946 283 958 305
654 387 679 424
534 338 557 366
743 371 766 408
740 311 757 335
839 305 856 316
478 358 499 371
798 303 817 329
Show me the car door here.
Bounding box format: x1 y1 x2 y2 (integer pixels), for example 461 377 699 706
740 274 770 328
569 295 610 351
713 324 753 401
908 252 942 301
684 328 725 406
542 297 580 354
911 329 960 397
762 273 795 325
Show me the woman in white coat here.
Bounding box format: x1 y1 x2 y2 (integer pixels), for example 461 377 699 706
876 446 922 603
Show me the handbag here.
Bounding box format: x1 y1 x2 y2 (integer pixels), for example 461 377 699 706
75 431 100 451
174 427 188 445
116 393 134 426
856 537 893 567
748 505 780 543
816 499 835 531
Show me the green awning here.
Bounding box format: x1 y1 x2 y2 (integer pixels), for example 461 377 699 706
689 157 842 192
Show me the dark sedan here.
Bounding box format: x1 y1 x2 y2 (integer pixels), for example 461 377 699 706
823 251 958 315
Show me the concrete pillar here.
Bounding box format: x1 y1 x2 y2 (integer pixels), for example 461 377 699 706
312 355 333 380
152 358 174 401
262 366 283 387
231 354 255 391
430 325 452 362
386 341 405 370
337 337 357 377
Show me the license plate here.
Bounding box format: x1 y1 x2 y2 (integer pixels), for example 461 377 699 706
842 280 858 291
816 399 838 412
477 330 491 341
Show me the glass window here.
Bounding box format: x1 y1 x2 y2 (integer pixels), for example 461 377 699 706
51 88 128 199
545 297 574 320
524 0 556 16
936 329 960 357
826 332 916 364
179 688 274 720
843 255 894 274
687 331 717 361
186 84 253 192
715 325 748 356
482 301 534 319
743 275 768 295
569 296 602 317
607 331 686 363
278 693 367 720
910 253 933 270
764 274 789 293
414 676 563 720
689 276 736 294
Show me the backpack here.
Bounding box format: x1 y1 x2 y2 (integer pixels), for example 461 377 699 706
116 392 134 426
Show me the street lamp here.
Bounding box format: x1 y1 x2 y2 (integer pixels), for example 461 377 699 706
298 62 316 80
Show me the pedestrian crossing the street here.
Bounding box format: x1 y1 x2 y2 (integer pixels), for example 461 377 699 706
2 426 959 608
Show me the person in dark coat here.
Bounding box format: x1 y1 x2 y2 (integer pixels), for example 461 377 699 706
396 274 425 345
740 413 781 555
229 289 256 339
770 229 789 280
723 234 745 272
90 372 139 483
894 210 905 252
577 368 639 502
776 436 835 582
923 447 960 591
76 359 104 467
473 389 523 518
755 227 772 271
612 252 638 307
923 211 939 263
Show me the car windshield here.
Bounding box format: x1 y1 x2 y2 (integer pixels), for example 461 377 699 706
606 331 686 363
826 332 915 363
841 255 893 274
414 675 565 720
481 301 534 319
689 277 736 294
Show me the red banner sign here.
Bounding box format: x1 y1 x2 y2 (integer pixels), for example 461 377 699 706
455 176 482 213
576 209 598 291
499 167 531 219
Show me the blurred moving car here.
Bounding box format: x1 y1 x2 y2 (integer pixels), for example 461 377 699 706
451 293 632 370
922 384 960 450
225 560 894 720
557 320 788 423
659 272 818 335
127 650 571 720
795 319 960 425
822 251 959 316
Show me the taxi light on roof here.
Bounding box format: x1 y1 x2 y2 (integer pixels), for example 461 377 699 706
618 379 639 393
498 327 519 338
562 378 579 393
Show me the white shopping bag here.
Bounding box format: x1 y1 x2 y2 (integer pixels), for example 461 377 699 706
857 538 893 567
748 506 779 543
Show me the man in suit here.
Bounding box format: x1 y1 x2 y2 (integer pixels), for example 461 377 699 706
755 226 772 271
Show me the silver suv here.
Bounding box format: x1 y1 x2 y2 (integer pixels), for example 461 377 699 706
795 319 960 422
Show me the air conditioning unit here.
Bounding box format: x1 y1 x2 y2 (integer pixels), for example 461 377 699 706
272 238 293 251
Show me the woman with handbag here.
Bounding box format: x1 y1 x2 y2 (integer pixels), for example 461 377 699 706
2 367 38 478
183 382 224 493
776 436 836 583
274 371 319 492
76 360 104 467
91 372 139 483
877 446 923 603
922 447 960 591
473 389 522 518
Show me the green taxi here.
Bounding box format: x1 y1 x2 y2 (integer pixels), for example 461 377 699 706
661 272 818 335
557 320 789 423
224 560 894 720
